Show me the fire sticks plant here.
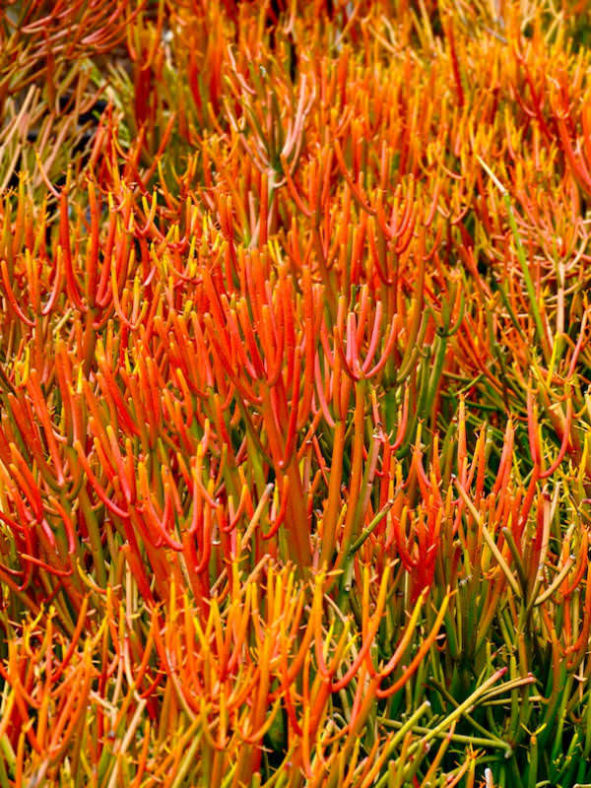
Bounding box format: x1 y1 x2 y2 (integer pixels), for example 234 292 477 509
2 0 591 785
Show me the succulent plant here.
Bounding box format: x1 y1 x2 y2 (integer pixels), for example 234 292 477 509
1 1 591 785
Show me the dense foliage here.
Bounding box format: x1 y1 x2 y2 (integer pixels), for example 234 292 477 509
1 1 591 785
